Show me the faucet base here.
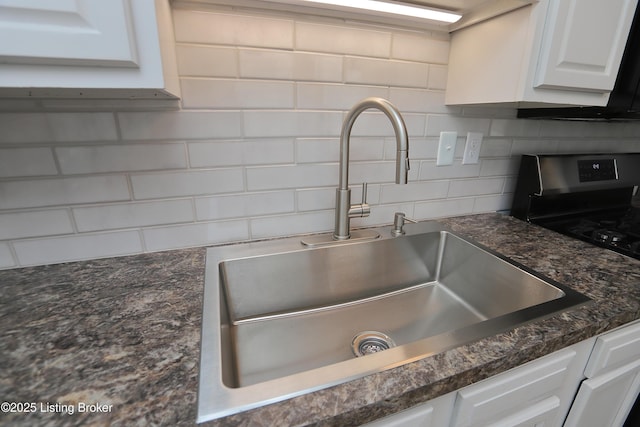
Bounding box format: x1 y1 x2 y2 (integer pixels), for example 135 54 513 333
300 229 380 247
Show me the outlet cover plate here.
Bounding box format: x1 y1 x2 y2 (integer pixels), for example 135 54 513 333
462 132 483 165
437 131 457 166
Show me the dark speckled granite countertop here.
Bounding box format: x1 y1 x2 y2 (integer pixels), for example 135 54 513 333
1 213 639 426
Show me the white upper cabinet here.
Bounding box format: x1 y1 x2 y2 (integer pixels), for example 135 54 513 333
0 0 180 99
535 0 636 92
446 0 638 107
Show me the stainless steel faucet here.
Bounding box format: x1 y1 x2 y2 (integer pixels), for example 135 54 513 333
334 97 410 240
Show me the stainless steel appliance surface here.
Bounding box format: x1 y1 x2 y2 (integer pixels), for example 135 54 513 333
512 153 640 426
511 153 640 261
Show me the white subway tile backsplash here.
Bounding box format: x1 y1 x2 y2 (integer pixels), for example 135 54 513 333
176 45 238 77
388 137 437 160
181 79 295 109
0 113 53 144
251 211 333 238
296 184 381 213
131 169 244 199
189 139 294 167
480 139 512 157
354 202 415 227
0 243 15 269
0 210 73 239
344 57 428 88
425 115 492 137
427 65 448 90
448 178 505 198
297 188 335 211
510 139 558 155
73 200 194 232
473 194 513 213
391 33 449 64
479 158 518 177
296 138 339 163
243 111 343 138
142 219 249 252
296 83 388 110
0 148 57 177
118 111 243 140
389 88 449 114
350 162 398 184
418 160 481 180
239 49 343 82
350 112 426 138
239 49 296 80
173 9 294 49
13 231 143 266
296 137 384 163
504 176 518 194
296 22 390 57
48 113 118 142
415 197 475 219
491 119 541 138
0 176 130 210
56 144 187 174
380 180 449 204
539 120 587 138
195 191 294 220
3 5 638 269
246 164 338 191
0 113 117 143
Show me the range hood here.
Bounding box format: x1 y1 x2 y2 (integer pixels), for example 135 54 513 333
518 2 640 121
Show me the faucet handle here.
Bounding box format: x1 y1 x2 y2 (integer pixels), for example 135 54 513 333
348 182 371 218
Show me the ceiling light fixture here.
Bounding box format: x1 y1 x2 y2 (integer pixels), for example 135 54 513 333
295 0 462 23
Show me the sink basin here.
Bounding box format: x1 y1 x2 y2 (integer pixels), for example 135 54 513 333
197 221 589 422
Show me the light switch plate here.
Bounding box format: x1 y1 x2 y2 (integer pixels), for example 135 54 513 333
462 132 483 165
437 131 457 166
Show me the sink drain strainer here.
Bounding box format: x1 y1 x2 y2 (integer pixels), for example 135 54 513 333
352 331 396 357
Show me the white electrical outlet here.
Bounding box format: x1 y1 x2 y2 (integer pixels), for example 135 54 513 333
462 132 483 165
436 131 457 166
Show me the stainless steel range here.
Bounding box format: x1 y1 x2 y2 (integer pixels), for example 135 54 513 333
511 153 640 260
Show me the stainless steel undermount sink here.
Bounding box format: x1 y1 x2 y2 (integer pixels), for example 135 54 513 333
197 221 590 422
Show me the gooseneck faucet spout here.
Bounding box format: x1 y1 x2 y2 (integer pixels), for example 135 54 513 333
334 97 410 240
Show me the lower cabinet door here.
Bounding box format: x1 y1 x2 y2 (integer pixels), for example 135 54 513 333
563 358 640 427
489 396 560 427
362 392 456 427
450 340 594 427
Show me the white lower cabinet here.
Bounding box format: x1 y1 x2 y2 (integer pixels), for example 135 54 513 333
563 359 640 427
362 393 456 427
363 321 640 427
564 321 640 427
450 339 594 427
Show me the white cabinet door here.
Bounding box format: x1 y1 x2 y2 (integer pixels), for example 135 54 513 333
446 0 639 106
583 320 640 378
0 0 179 99
563 320 640 427
0 0 138 67
534 0 637 92
563 358 640 427
450 339 594 427
361 392 456 427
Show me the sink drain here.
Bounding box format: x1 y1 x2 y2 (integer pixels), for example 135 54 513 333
352 331 396 357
